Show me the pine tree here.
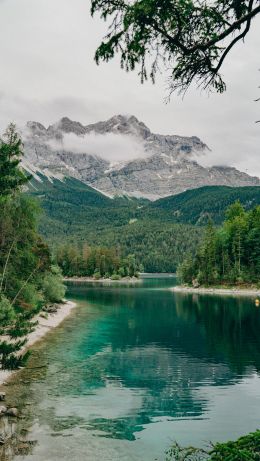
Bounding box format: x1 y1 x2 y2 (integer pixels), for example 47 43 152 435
0 123 30 196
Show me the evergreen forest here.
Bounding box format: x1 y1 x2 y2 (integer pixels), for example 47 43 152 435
28 175 260 274
178 202 260 286
0 125 66 369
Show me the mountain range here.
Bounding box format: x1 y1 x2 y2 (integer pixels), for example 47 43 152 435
23 115 260 200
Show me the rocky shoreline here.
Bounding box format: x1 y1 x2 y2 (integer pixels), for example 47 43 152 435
0 300 77 387
171 286 260 297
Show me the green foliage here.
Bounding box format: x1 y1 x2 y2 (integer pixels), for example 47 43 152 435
1 350 30 370
152 186 260 225
0 123 30 196
56 244 142 279
93 270 101 280
179 202 260 286
0 194 51 306
166 431 260 461
0 296 16 331
0 126 66 369
28 177 260 273
111 273 121 280
91 0 260 94
41 266 66 303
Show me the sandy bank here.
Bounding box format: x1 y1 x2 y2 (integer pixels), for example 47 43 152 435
64 276 142 284
0 300 77 386
171 286 260 297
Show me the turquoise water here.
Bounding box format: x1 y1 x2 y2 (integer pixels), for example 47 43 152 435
4 277 260 461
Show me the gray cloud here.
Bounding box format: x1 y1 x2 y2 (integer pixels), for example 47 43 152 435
0 0 259 176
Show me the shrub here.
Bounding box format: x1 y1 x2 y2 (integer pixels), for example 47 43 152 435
0 295 16 327
166 431 260 461
118 267 126 277
111 273 121 280
19 283 42 309
42 267 66 303
93 270 101 280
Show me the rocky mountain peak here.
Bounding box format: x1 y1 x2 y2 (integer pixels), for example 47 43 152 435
23 114 260 200
26 121 46 135
84 114 151 139
47 117 86 136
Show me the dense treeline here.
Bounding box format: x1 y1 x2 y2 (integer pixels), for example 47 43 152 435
95 222 202 273
28 176 260 273
50 221 202 274
179 202 260 286
0 125 65 369
56 245 143 279
29 177 202 272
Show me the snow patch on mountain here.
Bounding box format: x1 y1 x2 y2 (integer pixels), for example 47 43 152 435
21 114 260 200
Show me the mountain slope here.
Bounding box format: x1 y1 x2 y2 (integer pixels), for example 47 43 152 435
27 174 202 272
27 176 260 272
150 185 260 224
23 115 260 199
27 174 148 239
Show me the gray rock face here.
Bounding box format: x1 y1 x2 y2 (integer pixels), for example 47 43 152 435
23 115 260 200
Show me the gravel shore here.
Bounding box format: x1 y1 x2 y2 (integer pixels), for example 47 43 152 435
0 300 77 386
171 286 260 297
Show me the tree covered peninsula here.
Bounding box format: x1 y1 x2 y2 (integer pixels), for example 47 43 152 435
179 201 260 287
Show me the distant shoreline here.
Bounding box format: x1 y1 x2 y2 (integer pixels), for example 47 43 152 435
171 286 260 297
0 300 77 387
64 276 142 283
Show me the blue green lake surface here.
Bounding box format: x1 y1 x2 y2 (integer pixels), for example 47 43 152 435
4 277 260 460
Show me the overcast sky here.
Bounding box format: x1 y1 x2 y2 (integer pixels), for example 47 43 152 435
0 0 259 176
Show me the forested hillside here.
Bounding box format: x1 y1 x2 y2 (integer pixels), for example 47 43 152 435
28 176 202 272
27 176 260 273
151 185 260 224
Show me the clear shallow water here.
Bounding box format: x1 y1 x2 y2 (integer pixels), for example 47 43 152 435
2 277 260 461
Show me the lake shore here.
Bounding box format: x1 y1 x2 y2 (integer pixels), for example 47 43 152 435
64 276 142 283
0 300 77 387
171 286 260 297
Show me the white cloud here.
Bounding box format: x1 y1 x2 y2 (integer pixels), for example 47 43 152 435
47 132 147 163
0 0 259 176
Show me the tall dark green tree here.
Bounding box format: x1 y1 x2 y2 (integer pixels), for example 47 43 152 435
0 123 30 196
198 220 218 285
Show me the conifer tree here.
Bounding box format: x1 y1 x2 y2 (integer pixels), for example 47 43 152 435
0 123 30 196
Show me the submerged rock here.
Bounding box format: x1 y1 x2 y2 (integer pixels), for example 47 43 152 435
43 304 59 313
6 407 18 417
0 392 6 401
0 405 7 415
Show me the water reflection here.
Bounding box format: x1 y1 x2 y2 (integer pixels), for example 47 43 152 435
1 278 260 460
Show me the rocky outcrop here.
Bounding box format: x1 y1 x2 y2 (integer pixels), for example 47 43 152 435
23 115 260 200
